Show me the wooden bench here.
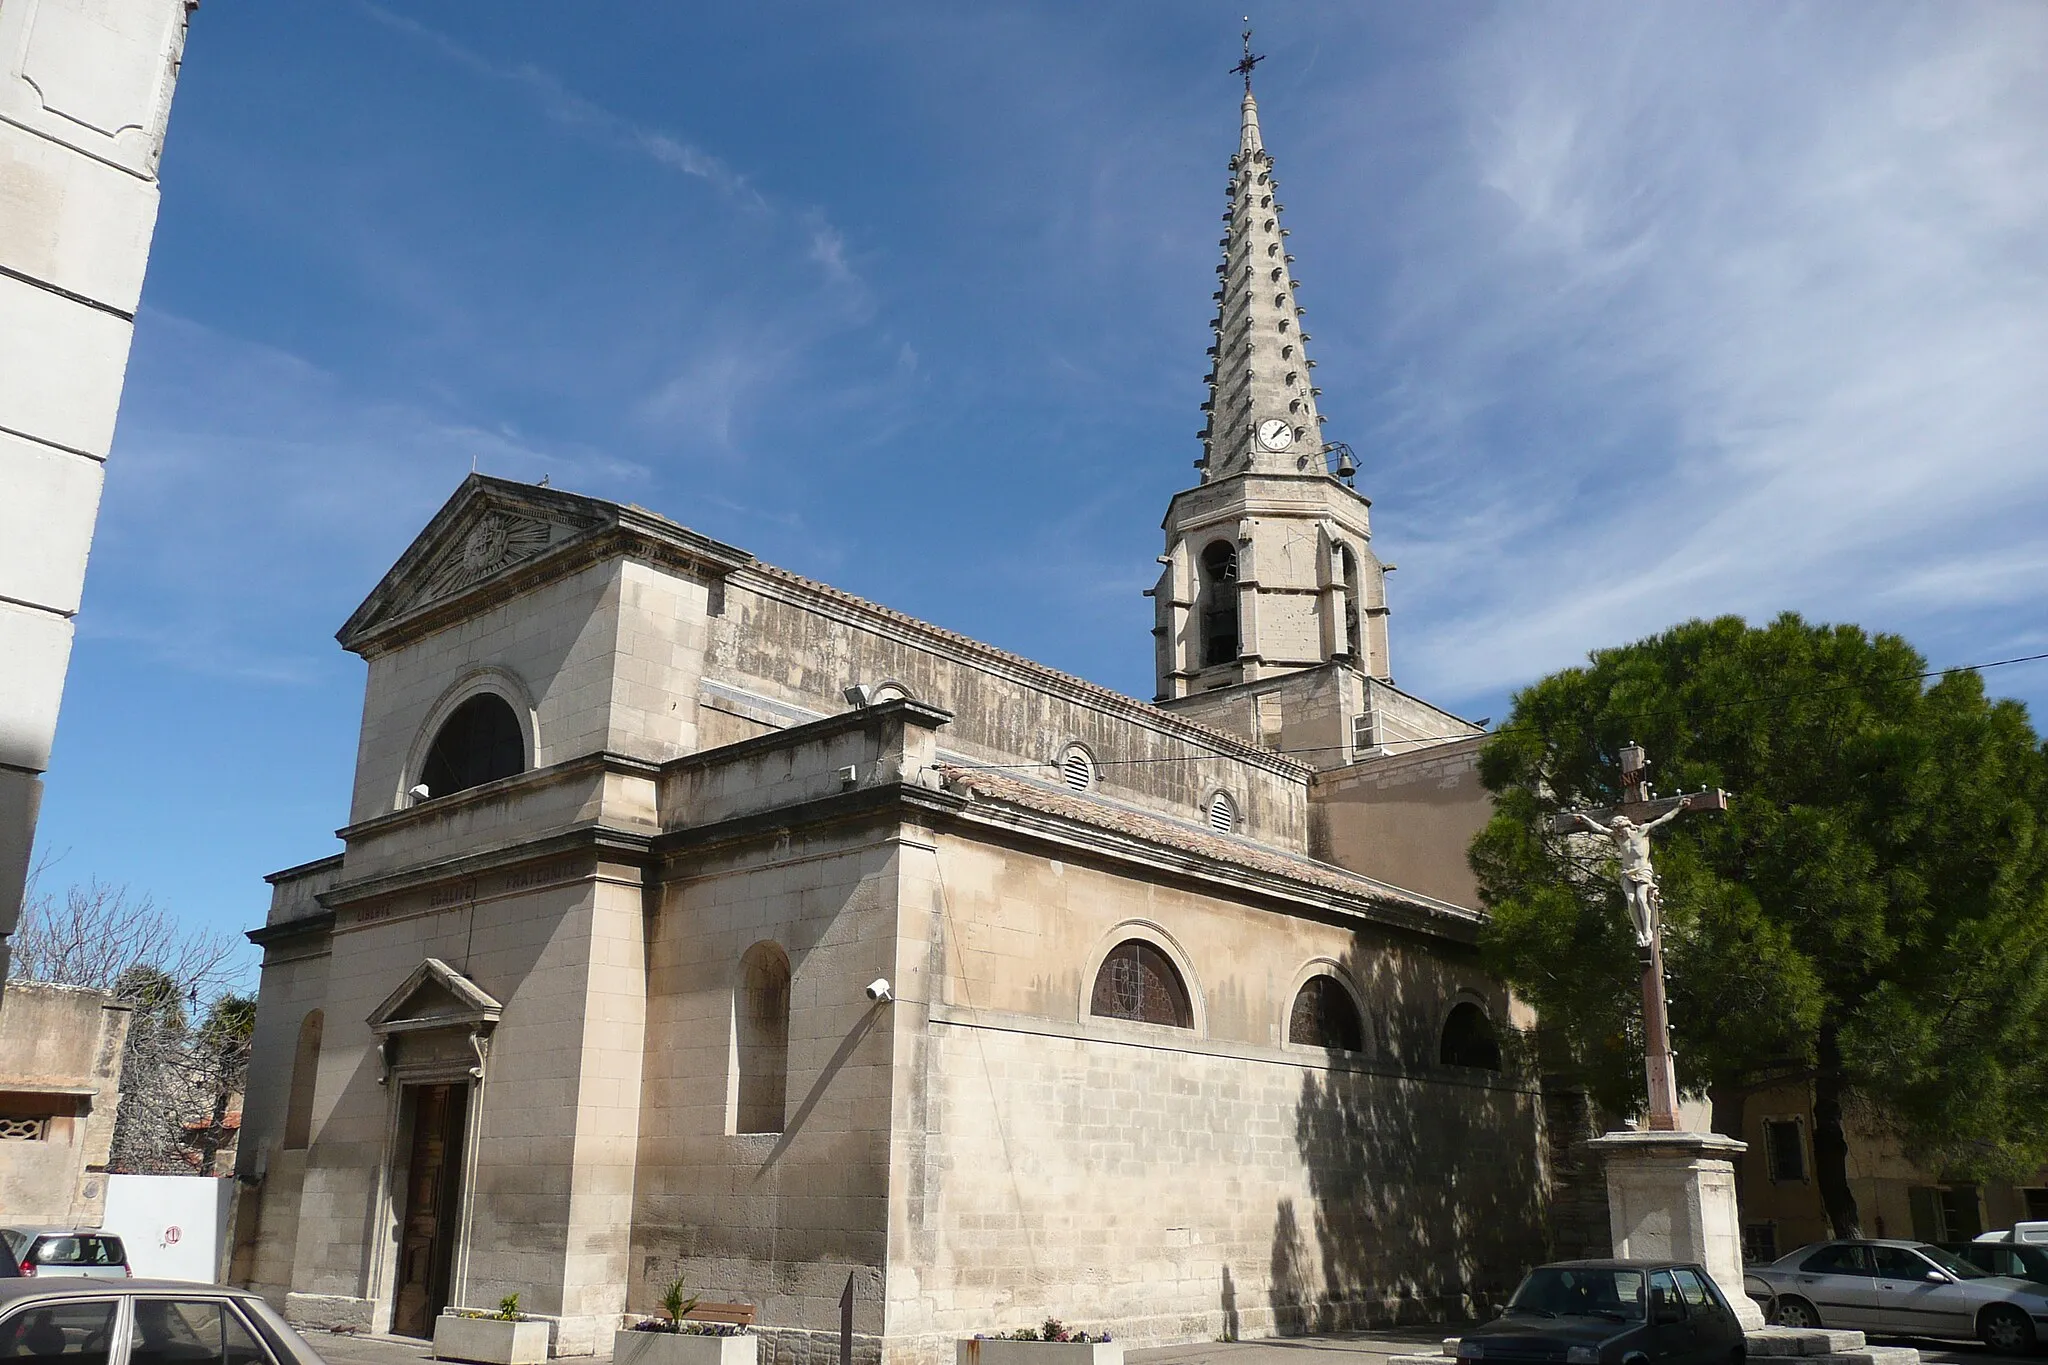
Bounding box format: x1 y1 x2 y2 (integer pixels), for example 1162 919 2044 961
680 1303 756 1328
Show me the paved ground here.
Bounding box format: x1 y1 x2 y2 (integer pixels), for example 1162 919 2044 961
295 1325 2030 1365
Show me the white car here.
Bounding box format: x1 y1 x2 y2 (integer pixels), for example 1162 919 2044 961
1979 1222 2048 1247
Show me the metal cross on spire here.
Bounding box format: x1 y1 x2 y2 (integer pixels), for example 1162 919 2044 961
1552 743 1731 1132
1233 17 1264 90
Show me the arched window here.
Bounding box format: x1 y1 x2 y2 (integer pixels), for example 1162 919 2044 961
1338 545 1362 660
1440 1001 1503 1071
735 943 791 1134
1090 940 1193 1029
282 1011 323 1151
1200 541 1240 668
1289 977 1364 1052
419 694 524 799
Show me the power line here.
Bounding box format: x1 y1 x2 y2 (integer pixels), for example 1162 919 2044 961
943 648 2048 774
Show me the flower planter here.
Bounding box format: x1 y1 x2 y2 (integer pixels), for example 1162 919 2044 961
434 1313 551 1364
614 1331 758 1365
957 1341 1122 1365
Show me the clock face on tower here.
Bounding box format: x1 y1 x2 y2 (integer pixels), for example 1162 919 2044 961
1257 418 1294 451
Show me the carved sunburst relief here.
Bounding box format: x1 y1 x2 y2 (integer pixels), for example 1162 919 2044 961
422 512 554 601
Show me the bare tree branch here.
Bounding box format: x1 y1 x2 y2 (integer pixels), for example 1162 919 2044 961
8 859 246 1000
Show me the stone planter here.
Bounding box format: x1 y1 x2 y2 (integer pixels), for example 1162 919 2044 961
957 1341 1122 1365
614 1331 758 1365
434 1314 551 1364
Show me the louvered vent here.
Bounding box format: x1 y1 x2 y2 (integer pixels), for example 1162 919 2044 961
1061 748 1095 793
1207 792 1237 834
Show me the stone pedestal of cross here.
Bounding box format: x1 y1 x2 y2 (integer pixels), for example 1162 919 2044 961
1551 743 1729 1133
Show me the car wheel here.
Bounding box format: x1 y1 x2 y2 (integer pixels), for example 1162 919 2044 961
1773 1298 1820 1330
1978 1305 2035 1355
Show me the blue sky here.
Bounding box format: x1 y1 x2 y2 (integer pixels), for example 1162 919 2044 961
33 2 2048 983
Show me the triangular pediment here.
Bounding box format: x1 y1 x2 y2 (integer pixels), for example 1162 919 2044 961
337 476 613 653
338 475 754 656
367 958 503 1036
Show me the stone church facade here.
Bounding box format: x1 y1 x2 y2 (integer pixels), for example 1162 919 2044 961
233 78 1545 1363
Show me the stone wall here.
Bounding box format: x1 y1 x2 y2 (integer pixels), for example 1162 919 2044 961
1311 736 1491 907
882 832 1547 1361
706 568 1311 850
628 817 903 1349
258 865 648 1355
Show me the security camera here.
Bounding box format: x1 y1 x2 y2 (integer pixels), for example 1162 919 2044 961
408 783 431 802
865 978 893 1003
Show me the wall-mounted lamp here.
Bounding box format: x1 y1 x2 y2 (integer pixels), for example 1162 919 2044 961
843 683 873 708
407 783 431 804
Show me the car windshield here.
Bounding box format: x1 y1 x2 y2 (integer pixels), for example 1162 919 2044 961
1913 1244 1990 1280
1509 1268 1647 1321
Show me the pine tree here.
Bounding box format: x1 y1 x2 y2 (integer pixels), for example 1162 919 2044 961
1472 613 2048 1235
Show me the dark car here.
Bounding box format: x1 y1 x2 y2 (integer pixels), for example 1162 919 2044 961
1457 1260 1747 1365
0 1277 331 1365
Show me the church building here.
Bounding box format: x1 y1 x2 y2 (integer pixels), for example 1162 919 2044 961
232 70 1548 1364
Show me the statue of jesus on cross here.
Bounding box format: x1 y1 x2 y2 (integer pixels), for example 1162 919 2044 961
1553 744 1730 1131
1559 799 1694 949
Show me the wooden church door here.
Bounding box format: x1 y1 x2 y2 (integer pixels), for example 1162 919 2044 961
392 1082 468 1338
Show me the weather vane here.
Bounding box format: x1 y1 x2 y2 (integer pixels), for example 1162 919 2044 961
1233 16 1264 91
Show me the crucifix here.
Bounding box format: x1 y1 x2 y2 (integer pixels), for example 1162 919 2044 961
1552 743 1730 1132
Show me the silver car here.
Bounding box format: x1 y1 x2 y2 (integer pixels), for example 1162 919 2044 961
1746 1238 2048 1354
0 1277 331 1365
0 1229 131 1281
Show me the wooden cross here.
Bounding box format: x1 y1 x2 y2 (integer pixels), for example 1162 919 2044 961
1551 743 1731 1132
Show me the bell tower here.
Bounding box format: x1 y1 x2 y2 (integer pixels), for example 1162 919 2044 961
1150 40 1392 713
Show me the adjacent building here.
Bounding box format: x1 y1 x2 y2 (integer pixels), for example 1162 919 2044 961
0 0 197 981
0 982 132 1225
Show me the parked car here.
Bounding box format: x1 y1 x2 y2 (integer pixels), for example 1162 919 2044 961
0 1277 331 1365
1744 1238 2048 1354
1955 1241 2048 1288
0 1230 131 1280
1455 1259 1747 1365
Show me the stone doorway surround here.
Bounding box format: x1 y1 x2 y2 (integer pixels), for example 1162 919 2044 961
367 959 501 1339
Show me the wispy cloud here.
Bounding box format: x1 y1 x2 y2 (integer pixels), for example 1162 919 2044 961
358 3 769 211
94 312 649 679
1368 2 2048 703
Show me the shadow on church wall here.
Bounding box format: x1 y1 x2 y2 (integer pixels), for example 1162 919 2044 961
1274 935 1549 1332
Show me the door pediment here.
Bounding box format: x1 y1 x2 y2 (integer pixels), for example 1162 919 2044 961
368 958 502 1037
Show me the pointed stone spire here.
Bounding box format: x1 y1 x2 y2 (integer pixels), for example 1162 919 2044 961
1199 53 1326 480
